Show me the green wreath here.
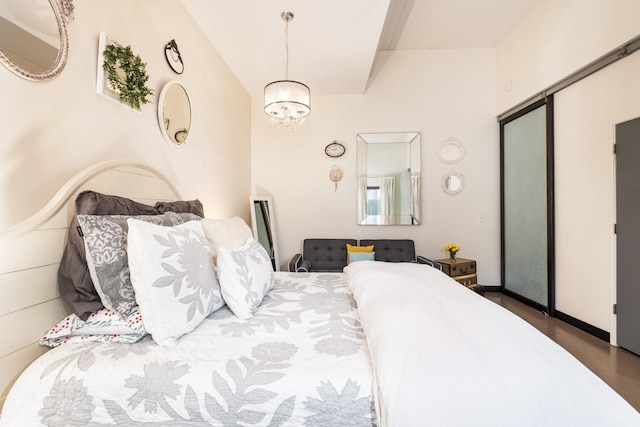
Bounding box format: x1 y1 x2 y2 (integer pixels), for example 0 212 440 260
102 44 153 110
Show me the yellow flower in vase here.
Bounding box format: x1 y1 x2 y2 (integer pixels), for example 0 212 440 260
444 243 461 262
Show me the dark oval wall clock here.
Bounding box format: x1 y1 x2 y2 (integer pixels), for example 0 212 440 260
325 141 346 158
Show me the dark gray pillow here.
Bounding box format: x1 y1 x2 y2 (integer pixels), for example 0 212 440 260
57 215 103 320
75 190 159 216
154 199 204 217
57 191 204 320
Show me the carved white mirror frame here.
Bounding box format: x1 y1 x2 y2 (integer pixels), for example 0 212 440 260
0 0 73 82
437 137 465 164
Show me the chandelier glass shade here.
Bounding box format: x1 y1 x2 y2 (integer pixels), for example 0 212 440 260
264 80 310 126
264 11 310 128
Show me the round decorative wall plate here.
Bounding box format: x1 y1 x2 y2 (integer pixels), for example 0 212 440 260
325 141 346 157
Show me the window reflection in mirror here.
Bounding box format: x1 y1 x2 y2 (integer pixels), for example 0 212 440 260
441 171 464 195
357 132 421 225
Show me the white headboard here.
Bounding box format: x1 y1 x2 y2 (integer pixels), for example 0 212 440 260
0 160 181 410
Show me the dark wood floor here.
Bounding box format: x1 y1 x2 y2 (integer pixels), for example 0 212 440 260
485 292 640 412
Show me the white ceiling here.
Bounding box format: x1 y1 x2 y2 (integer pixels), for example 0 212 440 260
180 0 540 97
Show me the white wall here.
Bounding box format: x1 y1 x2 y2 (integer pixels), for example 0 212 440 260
495 0 640 336
0 0 252 231
554 54 640 335
251 48 501 286
495 0 640 115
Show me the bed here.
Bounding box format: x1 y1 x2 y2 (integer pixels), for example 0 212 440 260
1 161 639 426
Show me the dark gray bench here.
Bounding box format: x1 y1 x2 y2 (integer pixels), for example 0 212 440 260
288 238 441 272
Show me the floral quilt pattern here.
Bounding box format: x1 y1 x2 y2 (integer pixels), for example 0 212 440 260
2 273 376 426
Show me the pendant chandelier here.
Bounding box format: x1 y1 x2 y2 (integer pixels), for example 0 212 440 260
264 11 310 128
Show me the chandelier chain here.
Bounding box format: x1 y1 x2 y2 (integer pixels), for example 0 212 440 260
284 18 289 80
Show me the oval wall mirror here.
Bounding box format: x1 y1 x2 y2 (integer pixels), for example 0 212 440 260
442 171 464 195
437 137 465 164
0 0 70 81
157 80 192 148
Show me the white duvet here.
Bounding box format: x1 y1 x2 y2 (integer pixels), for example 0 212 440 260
345 261 640 427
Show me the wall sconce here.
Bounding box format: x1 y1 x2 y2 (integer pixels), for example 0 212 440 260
164 39 184 74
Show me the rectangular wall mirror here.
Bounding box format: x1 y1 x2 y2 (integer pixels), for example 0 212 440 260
250 196 280 271
357 132 421 225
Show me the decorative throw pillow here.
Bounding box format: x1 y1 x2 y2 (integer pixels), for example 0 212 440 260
348 251 376 263
58 192 161 320
58 190 205 321
346 244 375 253
127 219 224 346
77 214 162 319
346 243 375 264
217 238 274 319
200 217 253 265
77 213 191 320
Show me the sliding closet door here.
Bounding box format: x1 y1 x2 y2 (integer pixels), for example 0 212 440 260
500 97 554 312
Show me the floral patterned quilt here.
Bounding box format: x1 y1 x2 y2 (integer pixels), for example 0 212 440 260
1 273 376 426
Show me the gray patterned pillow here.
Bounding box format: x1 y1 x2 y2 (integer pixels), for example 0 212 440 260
163 211 203 225
77 213 193 319
127 218 224 346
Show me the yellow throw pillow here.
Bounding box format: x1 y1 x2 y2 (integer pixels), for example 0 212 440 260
346 244 374 264
346 244 374 253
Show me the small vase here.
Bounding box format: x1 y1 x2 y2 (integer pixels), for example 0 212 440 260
449 252 456 262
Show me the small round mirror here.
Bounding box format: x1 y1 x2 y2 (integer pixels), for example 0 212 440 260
0 0 69 81
437 138 465 164
157 80 191 148
442 171 464 195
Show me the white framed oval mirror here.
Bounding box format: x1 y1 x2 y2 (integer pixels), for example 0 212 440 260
0 0 71 81
157 80 192 148
437 137 465 164
442 171 464 195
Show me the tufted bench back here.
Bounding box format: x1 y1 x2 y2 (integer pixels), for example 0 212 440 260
302 238 357 272
360 239 416 263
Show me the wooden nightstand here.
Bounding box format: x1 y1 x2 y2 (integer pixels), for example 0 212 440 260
436 258 484 295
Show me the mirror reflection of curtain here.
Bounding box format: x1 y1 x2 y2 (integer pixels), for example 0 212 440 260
410 174 420 224
379 175 395 225
356 132 421 226
358 175 367 223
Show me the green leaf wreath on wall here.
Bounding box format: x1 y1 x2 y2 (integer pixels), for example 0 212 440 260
102 44 153 110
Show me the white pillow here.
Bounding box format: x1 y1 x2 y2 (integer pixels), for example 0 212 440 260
127 219 224 346
200 217 253 264
217 237 274 319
